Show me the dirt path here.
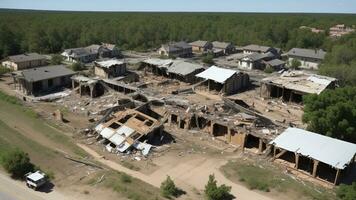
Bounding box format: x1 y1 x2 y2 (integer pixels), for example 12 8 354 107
78 144 275 200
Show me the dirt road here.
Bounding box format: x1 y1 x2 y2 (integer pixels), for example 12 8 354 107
78 144 275 200
0 173 74 200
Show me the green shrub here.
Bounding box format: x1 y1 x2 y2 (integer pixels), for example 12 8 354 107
160 176 178 198
0 65 11 76
71 62 85 71
50 54 63 65
204 174 233 200
337 182 356 200
264 67 274 73
120 173 132 183
202 53 215 65
1 149 34 179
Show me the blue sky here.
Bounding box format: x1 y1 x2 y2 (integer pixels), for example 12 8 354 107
0 0 355 13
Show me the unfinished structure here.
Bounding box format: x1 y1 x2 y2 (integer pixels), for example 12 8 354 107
196 66 250 95
141 58 173 76
71 76 104 98
94 59 126 78
94 109 163 155
12 65 75 96
270 128 356 185
260 71 337 103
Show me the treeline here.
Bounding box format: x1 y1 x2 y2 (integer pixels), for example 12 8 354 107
0 10 356 85
0 10 356 54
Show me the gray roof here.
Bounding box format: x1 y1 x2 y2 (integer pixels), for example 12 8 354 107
8 53 46 63
265 59 285 66
212 41 233 49
287 48 326 60
189 40 210 48
244 52 274 61
161 41 191 53
243 44 272 53
270 127 356 169
21 65 76 82
167 61 204 76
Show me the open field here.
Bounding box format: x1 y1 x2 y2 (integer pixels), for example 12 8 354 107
221 159 337 200
0 89 164 200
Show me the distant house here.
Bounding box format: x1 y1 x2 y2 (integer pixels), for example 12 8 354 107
61 43 121 63
329 24 355 38
158 42 192 58
237 52 275 70
12 65 75 96
1 53 47 71
196 66 249 95
167 61 205 83
189 40 213 52
242 44 279 56
286 48 326 70
211 41 235 56
94 59 126 79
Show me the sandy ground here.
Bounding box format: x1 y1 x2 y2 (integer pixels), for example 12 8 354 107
78 143 275 200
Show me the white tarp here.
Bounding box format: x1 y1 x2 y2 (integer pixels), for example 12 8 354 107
270 127 356 169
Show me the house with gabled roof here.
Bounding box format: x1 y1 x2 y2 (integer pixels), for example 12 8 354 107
158 41 192 58
286 48 326 70
211 41 235 56
189 40 213 52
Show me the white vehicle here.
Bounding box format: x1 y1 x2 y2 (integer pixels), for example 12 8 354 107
25 171 47 190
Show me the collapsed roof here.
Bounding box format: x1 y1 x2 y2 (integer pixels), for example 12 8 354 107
95 59 125 69
261 71 337 95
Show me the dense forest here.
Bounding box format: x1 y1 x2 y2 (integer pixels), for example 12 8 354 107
0 9 356 86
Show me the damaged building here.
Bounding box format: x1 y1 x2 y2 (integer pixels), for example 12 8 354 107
260 71 337 103
270 127 356 185
94 109 164 155
94 59 127 78
12 65 75 96
195 66 250 95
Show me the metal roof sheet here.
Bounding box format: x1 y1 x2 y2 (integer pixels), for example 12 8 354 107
8 53 46 63
142 58 173 67
167 61 204 76
270 127 356 169
196 65 239 83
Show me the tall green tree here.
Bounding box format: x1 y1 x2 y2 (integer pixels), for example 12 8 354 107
303 87 356 143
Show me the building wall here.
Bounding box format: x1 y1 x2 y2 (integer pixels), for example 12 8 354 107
223 73 249 95
2 59 46 71
95 64 127 79
288 57 321 70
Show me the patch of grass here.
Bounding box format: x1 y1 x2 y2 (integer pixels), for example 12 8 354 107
0 91 86 157
121 161 141 171
221 160 336 200
92 171 163 200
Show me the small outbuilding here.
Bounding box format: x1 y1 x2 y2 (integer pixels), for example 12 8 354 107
189 40 213 52
13 65 75 96
158 41 192 58
270 127 356 185
2 53 47 71
211 41 235 55
94 59 126 78
196 66 249 95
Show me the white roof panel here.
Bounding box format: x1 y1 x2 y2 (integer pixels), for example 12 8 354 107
116 125 135 137
27 171 45 181
95 59 124 68
270 127 356 169
108 133 126 146
143 58 173 67
195 65 238 83
100 127 115 139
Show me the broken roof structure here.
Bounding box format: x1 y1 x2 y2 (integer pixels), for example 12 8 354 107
286 48 326 60
94 59 124 69
270 127 356 170
261 71 337 95
142 58 173 68
95 109 162 155
196 66 239 83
